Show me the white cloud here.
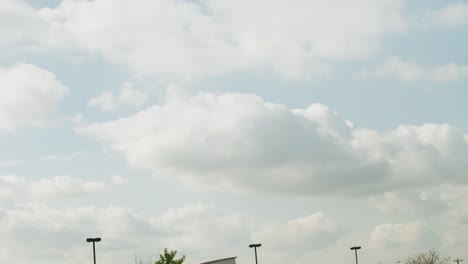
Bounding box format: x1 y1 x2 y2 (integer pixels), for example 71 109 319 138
367 185 468 248
0 63 68 131
363 183 468 254
359 57 424 82
0 175 106 202
253 212 343 251
0 203 160 264
40 150 88 161
0 159 23 167
369 190 448 216
368 221 438 249
0 202 344 264
111 175 128 185
432 63 468 82
155 203 250 260
14 0 468 83
435 185 468 246
0 0 47 50
78 92 468 196
424 2 468 26
249 212 345 264
66 112 85 125
87 91 117 112
0 0 407 80
359 57 468 83
87 83 148 112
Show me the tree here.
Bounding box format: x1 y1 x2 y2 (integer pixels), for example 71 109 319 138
155 248 185 264
405 250 450 264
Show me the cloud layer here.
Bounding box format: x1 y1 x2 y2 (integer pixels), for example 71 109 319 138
0 202 342 264
424 2 468 27
369 221 438 249
2 0 408 80
369 190 448 216
253 212 343 251
79 92 468 196
0 63 68 131
0 175 106 202
2 1 468 264
359 57 468 83
87 83 148 112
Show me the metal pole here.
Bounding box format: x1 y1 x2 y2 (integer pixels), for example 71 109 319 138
93 241 96 264
254 247 258 264
354 249 358 264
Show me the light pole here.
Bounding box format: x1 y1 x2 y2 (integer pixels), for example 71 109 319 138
350 246 361 264
249 243 262 264
86 237 102 264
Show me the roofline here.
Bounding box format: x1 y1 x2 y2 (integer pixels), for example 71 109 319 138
200 257 237 264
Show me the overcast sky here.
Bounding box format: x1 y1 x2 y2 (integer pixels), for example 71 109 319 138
1 0 468 264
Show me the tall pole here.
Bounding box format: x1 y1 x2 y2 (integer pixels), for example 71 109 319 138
254 246 258 264
93 241 96 264
86 237 101 264
249 243 262 264
350 246 361 264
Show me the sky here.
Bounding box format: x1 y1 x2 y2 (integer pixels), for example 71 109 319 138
1 0 468 264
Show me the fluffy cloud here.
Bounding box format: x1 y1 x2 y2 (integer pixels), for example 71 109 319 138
155 203 250 260
0 63 68 131
250 212 345 264
366 185 468 249
253 212 343 251
368 221 439 249
0 175 106 202
87 83 148 112
157 205 342 262
435 185 468 246
0 203 159 264
11 1 468 82
78 92 468 196
0 202 341 264
111 175 129 185
369 190 448 216
424 2 468 27
359 57 468 83
0 0 406 80
0 0 47 50
365 184 468 253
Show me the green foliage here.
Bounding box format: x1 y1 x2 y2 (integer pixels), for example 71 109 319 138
405 250 450 264
155 248 186 264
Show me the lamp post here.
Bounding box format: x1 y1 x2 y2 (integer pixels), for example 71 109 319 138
350 246 361 264
86 237 102 264
249 243 262 264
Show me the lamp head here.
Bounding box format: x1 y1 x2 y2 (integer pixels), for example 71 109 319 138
86 237 102 242
350 246 361 250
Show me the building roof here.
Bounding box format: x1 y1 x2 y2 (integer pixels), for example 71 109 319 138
200 257 237 264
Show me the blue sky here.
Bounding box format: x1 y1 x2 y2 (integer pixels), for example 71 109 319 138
1 1 468 264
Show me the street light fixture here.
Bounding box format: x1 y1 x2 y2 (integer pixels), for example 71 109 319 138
86 237 102 264
350 246 361 264
249 243 262 264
